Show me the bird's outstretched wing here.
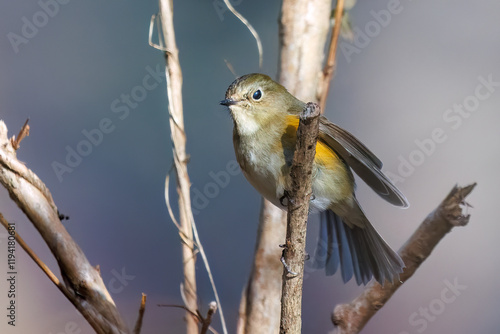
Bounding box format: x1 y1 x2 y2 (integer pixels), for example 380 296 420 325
319 116 409 208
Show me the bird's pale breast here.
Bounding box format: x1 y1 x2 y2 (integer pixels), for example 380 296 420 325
233 116 354 211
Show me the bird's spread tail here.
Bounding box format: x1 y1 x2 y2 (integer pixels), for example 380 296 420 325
312 209 404 285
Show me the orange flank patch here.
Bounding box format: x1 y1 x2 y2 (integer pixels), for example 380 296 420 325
284 115 342 167
315 140 342 167
285 115 300 128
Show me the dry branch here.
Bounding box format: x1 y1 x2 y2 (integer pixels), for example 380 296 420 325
0 120 129 333
200 301 217 334
278 0 332 101
319 0 344 111
332 183 476 334
157 2 227 333
157 1 198 333
133 293 147 334
238 1 332 333
222 0 263 68
10 118 29 150
237 198 286 334
0 213 68 296
279 103 321 334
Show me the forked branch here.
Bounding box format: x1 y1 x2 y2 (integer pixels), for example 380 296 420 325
332 183 476 334
0 120 129 333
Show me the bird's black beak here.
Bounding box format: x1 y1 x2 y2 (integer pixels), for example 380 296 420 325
220 98 237 106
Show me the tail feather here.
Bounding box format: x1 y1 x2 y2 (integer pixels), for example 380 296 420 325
313 209 404 285
333 218 354 283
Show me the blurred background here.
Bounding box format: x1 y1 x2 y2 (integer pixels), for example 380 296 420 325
0 0 498 333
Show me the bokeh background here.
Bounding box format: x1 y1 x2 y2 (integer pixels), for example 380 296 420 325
0 0 499 333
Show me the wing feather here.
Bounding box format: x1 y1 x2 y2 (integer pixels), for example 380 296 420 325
319 117 409 208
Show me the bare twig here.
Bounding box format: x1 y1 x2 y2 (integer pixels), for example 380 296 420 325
222 0 263 68
0 121 129 333
10 118 30 150
158 304 202 321
159 303 221 334
237 198 287 334
238 2 332 333
280 103 321 334
200 302 217 334
332 183 477 334
0 213 69 297
223 59 237 78
188 217 226 333
164 166 181 230
156 1 227 333
157 2 198 333
319 0 344 111
133 293 147 334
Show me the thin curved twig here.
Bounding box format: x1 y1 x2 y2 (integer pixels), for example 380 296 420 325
156 1 228 333
222 0 263 68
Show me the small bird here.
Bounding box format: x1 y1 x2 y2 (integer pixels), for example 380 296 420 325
220 73 409 285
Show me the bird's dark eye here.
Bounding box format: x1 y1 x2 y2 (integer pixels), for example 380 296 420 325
252 89 262 100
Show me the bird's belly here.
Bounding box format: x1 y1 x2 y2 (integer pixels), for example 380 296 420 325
239 160 347 213
237 149 286 209
234 134 354 213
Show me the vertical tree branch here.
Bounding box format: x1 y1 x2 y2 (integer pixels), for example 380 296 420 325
158 1 198 333
280 103 321 333
319 0 344 111
238 1 332 333
237 198 286 334
278 0 332 102
332 183 476 333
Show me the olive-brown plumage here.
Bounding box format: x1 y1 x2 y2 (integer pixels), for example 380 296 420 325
221 73 409 285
